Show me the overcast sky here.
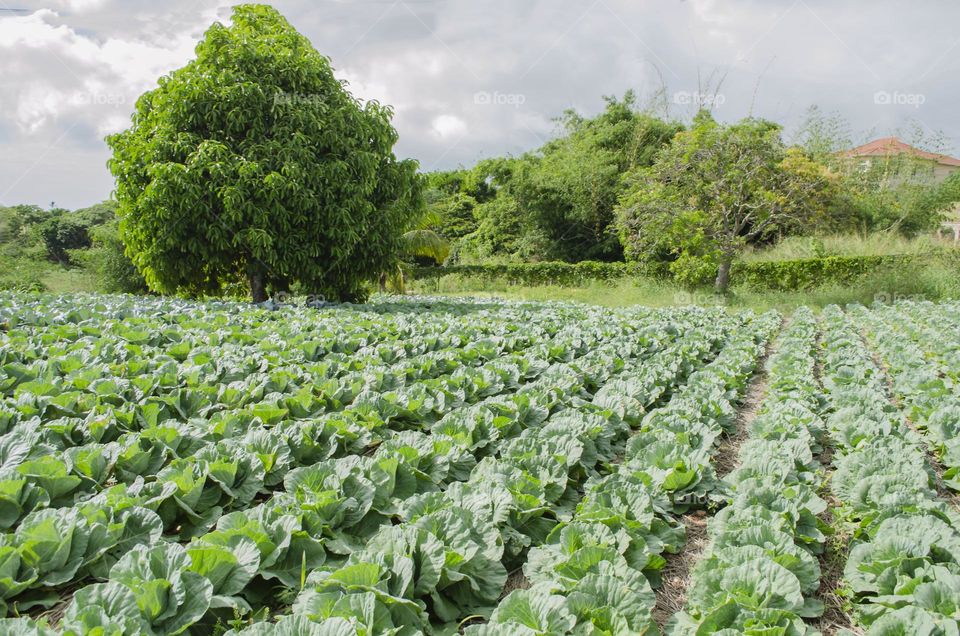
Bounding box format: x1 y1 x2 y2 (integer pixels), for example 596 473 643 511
2 0 959 209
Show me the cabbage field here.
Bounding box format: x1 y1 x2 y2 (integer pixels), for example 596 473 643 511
0 293 959 635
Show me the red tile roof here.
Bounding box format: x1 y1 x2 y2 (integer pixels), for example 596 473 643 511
841 136 960 167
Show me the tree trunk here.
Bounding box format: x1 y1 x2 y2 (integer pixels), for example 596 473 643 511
714 257 733 295
248 262 268 303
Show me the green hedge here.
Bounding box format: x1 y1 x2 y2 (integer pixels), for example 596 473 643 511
411 261 663 287
413 252 957 292
731 254 917 291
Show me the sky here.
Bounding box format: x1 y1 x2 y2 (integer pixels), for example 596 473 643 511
1 0 959 210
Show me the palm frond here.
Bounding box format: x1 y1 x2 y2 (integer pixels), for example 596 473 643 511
415 208 445 229
401 229 450 264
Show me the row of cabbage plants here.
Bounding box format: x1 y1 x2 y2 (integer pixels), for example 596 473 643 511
888 301 960 382
0 305 689 620
0 294 671 534
227 317 736 635
854 302 960 491
0 296 592 446
672 307 829 634
820 305 960 633
0 298 738 633
0 317 635 538
464 311 781 635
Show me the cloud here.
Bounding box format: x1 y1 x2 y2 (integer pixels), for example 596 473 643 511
0 0 235 205
431 114 467 140
2 0 960 208
50 0 110 11
0 5 226 132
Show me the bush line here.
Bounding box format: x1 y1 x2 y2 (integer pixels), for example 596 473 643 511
412 251 960 292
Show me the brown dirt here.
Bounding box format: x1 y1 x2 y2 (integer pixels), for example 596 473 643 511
31 586 76 628
716 364 770 478
811 475 860 635
715 322 781 479
500 568 530 599
652 510 710 629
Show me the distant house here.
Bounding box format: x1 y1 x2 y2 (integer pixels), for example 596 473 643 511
841 137 960 240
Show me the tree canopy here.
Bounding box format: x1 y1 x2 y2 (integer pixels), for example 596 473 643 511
425 93 683 263
794 106 954 236
508 93 683 261
615 113 836 292
108 4 422 302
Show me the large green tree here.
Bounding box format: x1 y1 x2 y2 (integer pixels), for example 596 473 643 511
616 113 835 293
426 94 682 263
422 172 481 242
510 93 683 261
108 4 422 302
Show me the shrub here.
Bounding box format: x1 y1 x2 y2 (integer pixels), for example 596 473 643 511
412 261 663 287
38 218 91 265
732 255 913 291
0 255 48 292
412 252 958 294
78 222 149 294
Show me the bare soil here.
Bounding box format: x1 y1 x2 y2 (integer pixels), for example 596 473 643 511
500 568 530 599
652 510 710 629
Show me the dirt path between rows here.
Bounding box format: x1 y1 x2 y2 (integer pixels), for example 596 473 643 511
813 316 861 635
812 444 860 636
651 323 781 630
652 511 709 628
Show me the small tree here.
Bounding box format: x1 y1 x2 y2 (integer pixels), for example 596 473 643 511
379 209 450 293
927 171 960 220
616 113 835 293
39 217 91 265
108 4 422 302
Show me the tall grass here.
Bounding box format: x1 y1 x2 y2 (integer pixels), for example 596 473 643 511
408 257 960 312
739 232 952 262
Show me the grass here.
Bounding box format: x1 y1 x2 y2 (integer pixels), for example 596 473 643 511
0 251 100 294
412 278 681 307
409 260 960 312
41 267 98 294
412 231 960 311
739 231 952 262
